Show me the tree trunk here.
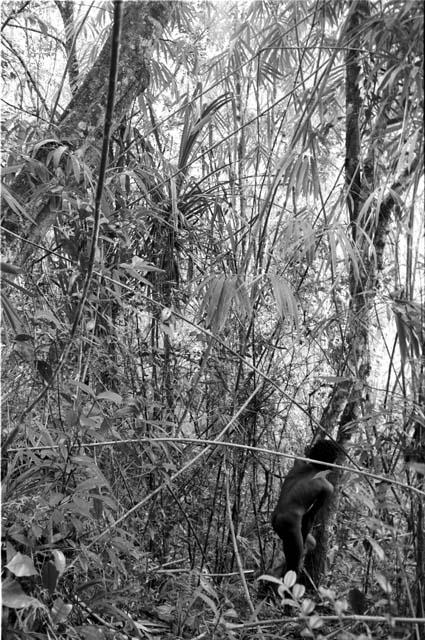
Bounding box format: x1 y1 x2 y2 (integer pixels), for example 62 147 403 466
3 1 174 260
54 0 79 95
305 0 421 586
304 0 371 586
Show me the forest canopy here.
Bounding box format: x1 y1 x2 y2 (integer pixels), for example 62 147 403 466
1 1 424 638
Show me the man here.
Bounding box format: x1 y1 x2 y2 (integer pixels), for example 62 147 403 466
271 439 339 575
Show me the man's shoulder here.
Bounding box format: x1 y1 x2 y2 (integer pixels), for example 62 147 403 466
284 463 317 485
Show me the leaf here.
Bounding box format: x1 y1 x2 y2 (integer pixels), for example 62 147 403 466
197 591 218 615
14 333 32 342
42 560 59 595
51 550 66 577
283 570 297 588
393 311 409 365
278 592 298 605
293 584 306 599
202 276 235 332
301 598 315 615
1 184 36 223
161 322 174 337
308 614 323 629
1 293 23 333
1 577 40 609
34 309 62 327
51 598 72 623
0 261 21 275
375 573 392 594
334 598 349 615
73 626 106 639
154 603 175 623
96 391 123 405
2 276 32 296
70 154 81 182
357 188 380 230
99 494 117 510
79 414 102 428
408 461 425 475
200 574 219 599
234 277 252 319
161 307 172 323
32 138 59 155
257 573 283 586
119 266 153 286
122 258 165 273
2 426 20 452
34 16 49 36
299 216 316 264
6 552 38 577
48 145 68 168
366 537 385 561
71 381 96 397
169 174 178 222
318 587 335 601
178 91 232 172
1 163 24 177
76 477 107 492
92 495 104 518
270 277 299 330
69 496 92 517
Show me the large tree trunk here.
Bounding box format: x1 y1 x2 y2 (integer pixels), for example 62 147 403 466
2 1 173 261
305 0 421 587
54 0 79 95
1 1 174 397
304 0 371 586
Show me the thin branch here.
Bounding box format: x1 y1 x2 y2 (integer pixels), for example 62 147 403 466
225 470 262 630
109 6 319 166
5 21 65 47
1 33 51 115
230 615 425 629
1 0 30 31
1 97 49 122
7 437 425 498
70 386 263 558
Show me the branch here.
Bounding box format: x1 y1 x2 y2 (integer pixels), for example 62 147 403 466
374 156 422 270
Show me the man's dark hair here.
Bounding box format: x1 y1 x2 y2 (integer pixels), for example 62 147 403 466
307 439 339 466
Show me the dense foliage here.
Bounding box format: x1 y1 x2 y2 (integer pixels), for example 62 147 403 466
1 1 424 638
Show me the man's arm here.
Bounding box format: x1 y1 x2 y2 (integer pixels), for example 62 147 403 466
301 475 334 539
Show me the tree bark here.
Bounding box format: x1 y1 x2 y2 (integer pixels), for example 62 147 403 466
54 0 79 95
305 0 421 587
59 2 172 135
304 0 371 586
2 1 174 260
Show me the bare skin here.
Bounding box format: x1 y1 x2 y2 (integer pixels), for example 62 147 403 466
272 457 335 575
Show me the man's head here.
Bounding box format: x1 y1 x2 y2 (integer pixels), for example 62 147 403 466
307 439 339 467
